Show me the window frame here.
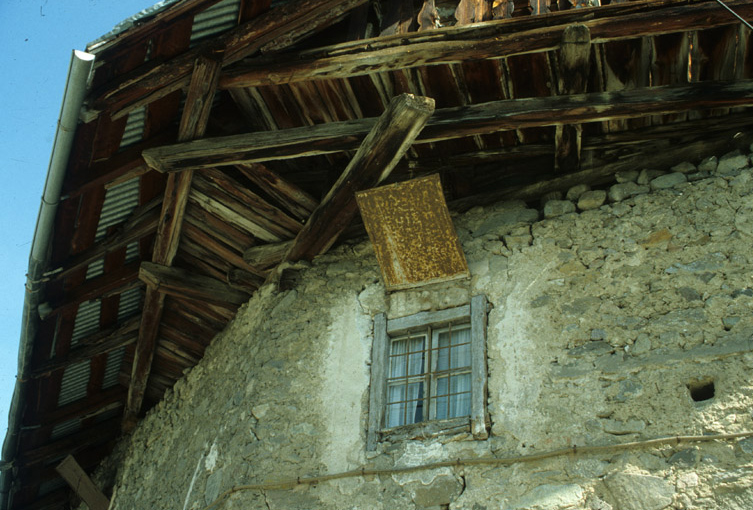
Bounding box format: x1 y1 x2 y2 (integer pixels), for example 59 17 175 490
367 295 488 450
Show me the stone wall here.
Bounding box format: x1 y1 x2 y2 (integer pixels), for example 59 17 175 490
97 148 753 510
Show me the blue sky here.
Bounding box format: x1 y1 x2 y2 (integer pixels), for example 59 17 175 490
0 0 158 446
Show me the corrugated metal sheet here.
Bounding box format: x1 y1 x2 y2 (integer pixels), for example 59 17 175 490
50 419 81 440
119 107 146 149
103 347 126 390
38 478 67 497
70 300 102 348
117 286 143 323
57 360 92 407
356 174 470 290
190 0 240 47
95 179 140 242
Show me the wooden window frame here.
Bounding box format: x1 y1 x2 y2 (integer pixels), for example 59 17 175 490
367 295 489 450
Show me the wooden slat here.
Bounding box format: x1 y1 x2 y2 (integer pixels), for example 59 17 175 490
143 79 753 172
17 418 120 467
555 24 591 172
235 163 317 221
470 294 488 439
56 455 109 510
283 93 435 263
243 240 293 268
139 262 251 307
219 0 753 88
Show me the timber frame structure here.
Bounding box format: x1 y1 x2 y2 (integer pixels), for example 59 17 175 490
3 0 753 508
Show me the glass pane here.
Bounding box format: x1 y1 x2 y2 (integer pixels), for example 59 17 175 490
436 332 450 371
406 382 423 424
451 342 471 369
387 384 405 427
389 339 407 378
449 373 471 418
435 376 448 420
407 336 426 376
386 401 404 428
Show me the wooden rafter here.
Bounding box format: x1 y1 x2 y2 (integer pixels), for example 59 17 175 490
282 93 436 263
235 163 318 221
89 0 369 119
123 52 223 433
143 79 753 173
56 455 109 510
139 262 251 307
219 0 753 88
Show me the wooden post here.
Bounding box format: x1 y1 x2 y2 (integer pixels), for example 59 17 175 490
55 455 109 510
555 24 591 172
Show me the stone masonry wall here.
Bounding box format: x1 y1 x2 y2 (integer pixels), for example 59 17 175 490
96 147 753 510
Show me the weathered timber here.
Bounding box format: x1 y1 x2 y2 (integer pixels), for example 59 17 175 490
380 0 414 35
366 313 388 450
244 240 294 268
50 200 161 282
140 261 251 307
283 93 435 263
17 418 120 467
181 221 261 275
227 268 264 291
124 54 222 433
185 203 255 252
90 0 368 119
455 0 493 25
236 164 318 221
41 387 125 427
56 455 110 510
188 185 284 242
201 168 302 235
143 79 753 172
555 24 591 172
220 0 753 88
31 317 140 378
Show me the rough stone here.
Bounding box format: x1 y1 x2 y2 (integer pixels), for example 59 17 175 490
671 161 696 174
615 170 639 183
716 150 749 175
566 184 591 201
474 207 539 237
637 169 666 185
510 484 585 510
544 199 576 218
650 172 687 190
608 182 649 202
698 156 718 173
577 190 607 211
603 473 674 510
602 419 646 435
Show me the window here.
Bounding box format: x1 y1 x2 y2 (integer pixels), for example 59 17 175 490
367 295 488 449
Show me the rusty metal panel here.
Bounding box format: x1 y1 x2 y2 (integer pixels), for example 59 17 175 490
356 174 469 291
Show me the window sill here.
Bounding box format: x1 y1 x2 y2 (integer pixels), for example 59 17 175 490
379 416 471 443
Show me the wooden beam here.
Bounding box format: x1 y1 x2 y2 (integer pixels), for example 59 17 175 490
283 93 435 263
89 0 368 119
244 240 293 268
140 261 251 307
56 455 110 510
219 0 753 88
17 418 120 467
123 53 222 433
143 79 753 172
555 24 591 172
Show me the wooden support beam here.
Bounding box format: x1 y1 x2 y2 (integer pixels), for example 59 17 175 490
282 93 435 263
244 240 294 268
89 0 368 119
17 418 120 467
139 262 251 306
143 79 753 172
555 24 591 172
123 53 222 433
56 455 110 510
219 0 753 88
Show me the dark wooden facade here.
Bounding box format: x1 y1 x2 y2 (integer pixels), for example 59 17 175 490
4 0 753 508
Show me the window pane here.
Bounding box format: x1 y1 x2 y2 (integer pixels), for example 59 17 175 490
451 341 471 369
407 336 425 376
435 376 448 420
389 339 407 378
449 373 471 418
406 382 423 424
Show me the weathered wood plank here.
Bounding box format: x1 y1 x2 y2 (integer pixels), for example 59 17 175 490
283 93 435 263
56 455 110 510
243 240 294 268
140 261 251 307
219 0 753 88
143 79 753 172
555 24 591 172
470 294 488 439
367 313 388 451
236 163 318 221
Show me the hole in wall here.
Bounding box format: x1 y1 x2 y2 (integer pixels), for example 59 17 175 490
687 378 715 402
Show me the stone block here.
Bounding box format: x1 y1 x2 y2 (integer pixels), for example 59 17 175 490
608 182 649 202
650 172 687 190
544 199 576 218
698 155 718 173
511 484 585 510
637 169 666 185
717 150 749 175
577 190 607 211
615 170 639 183
602 418 646 435
671 161 696 173
474 208 539 237
604 473 674 510
566 183 591 201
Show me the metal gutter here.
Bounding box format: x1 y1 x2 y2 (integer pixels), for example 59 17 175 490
0 49 95 510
